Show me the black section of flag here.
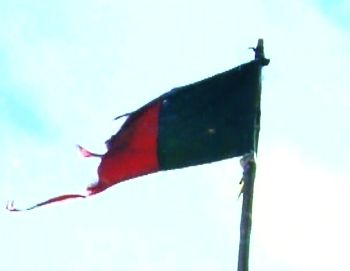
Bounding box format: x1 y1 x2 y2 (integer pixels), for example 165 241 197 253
157 61 261 170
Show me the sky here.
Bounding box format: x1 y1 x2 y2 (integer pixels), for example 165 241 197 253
1 0 349 270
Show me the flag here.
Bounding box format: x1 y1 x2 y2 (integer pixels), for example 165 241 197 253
7 59 264 211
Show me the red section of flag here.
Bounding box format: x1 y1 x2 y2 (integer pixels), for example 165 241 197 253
77 145 102 158
7 102 161 212
6 194 86 212
88 101 161 194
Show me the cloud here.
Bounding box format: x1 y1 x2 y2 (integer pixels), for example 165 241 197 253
254 143 350 270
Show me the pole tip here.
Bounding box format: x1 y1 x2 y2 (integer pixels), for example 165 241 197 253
255 39 270 66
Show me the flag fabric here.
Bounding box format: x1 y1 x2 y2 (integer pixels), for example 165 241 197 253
7 59 263 211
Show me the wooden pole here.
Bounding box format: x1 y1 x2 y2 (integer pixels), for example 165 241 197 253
237 152 256 271
237 39 269 271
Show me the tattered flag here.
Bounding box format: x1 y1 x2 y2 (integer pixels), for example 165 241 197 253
8 59 264 211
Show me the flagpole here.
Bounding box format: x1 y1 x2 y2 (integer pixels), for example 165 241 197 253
237 39 269 271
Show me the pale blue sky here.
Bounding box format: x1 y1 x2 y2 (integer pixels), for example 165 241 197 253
1 0 349 270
